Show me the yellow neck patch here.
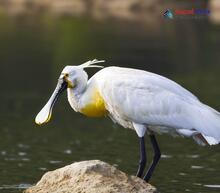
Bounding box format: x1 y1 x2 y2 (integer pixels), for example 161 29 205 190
80 90 107 117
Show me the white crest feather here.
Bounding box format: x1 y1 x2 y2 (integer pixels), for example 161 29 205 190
79 59 105 69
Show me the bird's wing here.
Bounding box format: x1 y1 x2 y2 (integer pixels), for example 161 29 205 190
95 67 220 143
95 66 199 101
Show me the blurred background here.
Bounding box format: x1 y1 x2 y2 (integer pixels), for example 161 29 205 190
0 0 220 193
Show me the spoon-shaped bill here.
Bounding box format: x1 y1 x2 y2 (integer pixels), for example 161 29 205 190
35 79 67 125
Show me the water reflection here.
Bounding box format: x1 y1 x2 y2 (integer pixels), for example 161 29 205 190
191 165 204 169
0 184 32 190
204 184 220 188
0 14 220 193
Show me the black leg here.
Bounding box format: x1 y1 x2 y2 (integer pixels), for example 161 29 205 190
143 134 161 182
136 137 147 178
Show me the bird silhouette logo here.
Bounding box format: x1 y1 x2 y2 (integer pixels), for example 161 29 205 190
164 9 174 19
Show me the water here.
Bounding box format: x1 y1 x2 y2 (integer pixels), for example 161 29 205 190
0 15 220 193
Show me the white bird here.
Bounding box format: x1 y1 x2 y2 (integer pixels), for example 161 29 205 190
35 59 220 181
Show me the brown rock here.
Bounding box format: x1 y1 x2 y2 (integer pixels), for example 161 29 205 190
24 160 157 193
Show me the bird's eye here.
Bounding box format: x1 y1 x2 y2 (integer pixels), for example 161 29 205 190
61 73 69 77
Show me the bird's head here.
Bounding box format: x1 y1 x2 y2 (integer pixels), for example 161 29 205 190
35 59 105 125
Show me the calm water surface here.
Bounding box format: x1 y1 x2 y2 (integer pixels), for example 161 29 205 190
0 15 220 193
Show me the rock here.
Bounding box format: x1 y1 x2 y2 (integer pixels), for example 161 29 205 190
24 160 157 193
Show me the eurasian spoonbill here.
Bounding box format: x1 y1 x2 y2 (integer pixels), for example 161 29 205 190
35 59 220 181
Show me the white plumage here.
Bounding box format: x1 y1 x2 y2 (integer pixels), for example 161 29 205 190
36 60 220 146
91 66 220 145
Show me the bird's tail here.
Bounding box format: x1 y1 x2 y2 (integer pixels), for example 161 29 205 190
192 103 220 146
193 133 219 146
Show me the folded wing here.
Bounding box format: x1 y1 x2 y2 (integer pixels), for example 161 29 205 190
97 67 220 145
